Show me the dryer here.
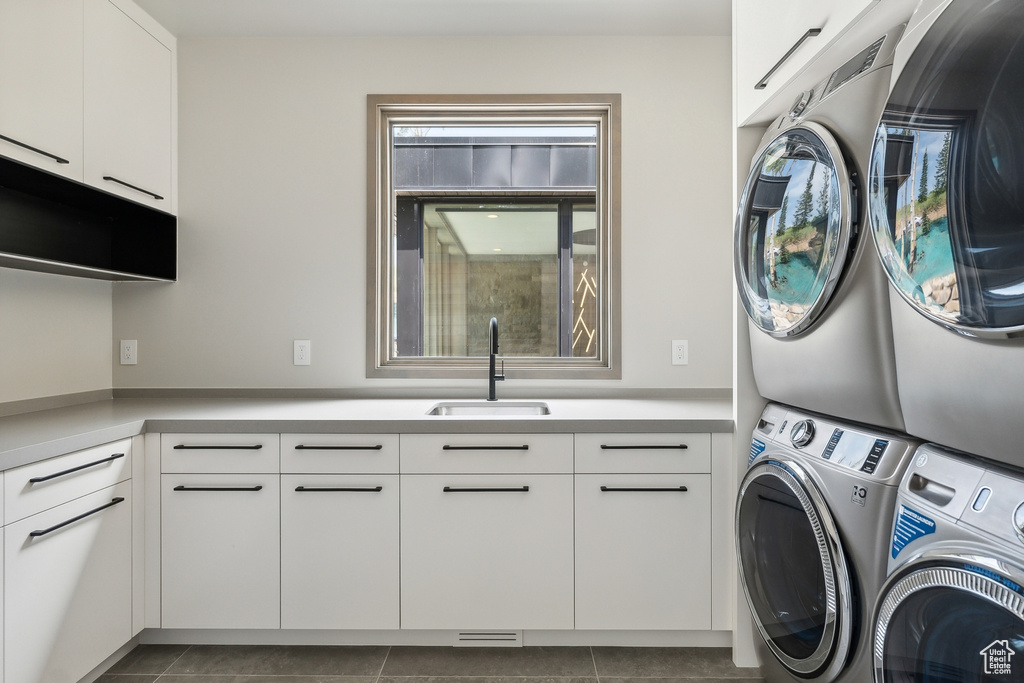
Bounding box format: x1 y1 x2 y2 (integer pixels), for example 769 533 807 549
735 25 908 431
874 444 1024 681
867 0 1024 463
736 403 917 683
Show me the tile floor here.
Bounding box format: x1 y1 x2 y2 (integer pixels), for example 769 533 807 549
97 645 764 683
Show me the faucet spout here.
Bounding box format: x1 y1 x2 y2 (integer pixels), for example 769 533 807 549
488 317 504 401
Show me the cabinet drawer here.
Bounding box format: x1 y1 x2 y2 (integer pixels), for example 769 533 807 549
400 433 572 474
281 434 398 474
574 433 711 473
5 438 132 524
161 433 280 473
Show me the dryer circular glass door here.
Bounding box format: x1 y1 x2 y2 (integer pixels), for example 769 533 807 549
874 555 1024 682
868 0 1024 337
735 122 854 338
736 458 854 680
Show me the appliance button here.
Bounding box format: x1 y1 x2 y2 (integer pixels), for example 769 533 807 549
791 419 816 448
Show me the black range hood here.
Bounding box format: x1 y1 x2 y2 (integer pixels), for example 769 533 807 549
0 154 176 281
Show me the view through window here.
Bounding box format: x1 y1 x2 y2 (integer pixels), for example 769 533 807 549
367 96 620 378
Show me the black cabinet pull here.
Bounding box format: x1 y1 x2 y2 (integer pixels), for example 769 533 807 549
173 444 263 450
173 485 264 492
0 133 69 164
29 497 125 538
755 28 823 90
442 445 529 451
599 444 688 450
443 486 530 493
102 175 164 200
600 486 688 493
295 485 383 492
295 444 383 451
29 452 125 483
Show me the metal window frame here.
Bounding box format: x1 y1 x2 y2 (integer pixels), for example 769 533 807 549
366 94 621 379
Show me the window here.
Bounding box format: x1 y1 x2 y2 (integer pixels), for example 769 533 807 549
367 95 620 378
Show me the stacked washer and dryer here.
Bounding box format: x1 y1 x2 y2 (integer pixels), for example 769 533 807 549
866 0 1024 680
736 1 1024 682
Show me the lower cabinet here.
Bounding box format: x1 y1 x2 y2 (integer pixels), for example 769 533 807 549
574 473 712 630
400 473 575 630
280 474 400 629
5 480 132 683
161 473 280 628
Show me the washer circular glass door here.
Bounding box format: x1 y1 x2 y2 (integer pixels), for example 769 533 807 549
868 0 1024 337
736 458 854 680
735 122 853 337
875 555 1024 682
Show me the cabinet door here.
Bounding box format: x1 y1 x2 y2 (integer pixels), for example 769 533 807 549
161 474 280 628
574 474 712 630
734 0 875 125
0 0 83 180
5 481 131 683
281 474 399 629
401 473 574 630
84 0 172 210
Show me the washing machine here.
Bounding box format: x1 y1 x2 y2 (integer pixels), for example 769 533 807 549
734 24 909 432
874 444 1024 681
867 0 1024 463
736 402 917 683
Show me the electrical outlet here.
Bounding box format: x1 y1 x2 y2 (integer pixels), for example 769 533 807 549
120 339 138 365
294 340 311 365
671 339 688 366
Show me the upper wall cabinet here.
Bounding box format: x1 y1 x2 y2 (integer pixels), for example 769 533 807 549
735 0 876 126
85 0 174 211
0 0 85 181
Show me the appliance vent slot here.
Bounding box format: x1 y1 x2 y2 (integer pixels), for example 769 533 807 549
453 631 523 647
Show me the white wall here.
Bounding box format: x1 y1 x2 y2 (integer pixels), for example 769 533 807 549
113 35 733 392
0 269 112 403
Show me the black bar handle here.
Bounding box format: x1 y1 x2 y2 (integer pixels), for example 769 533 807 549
755 28 822 90
102 175 164 200
295 444 383 451
443 486 530 493
173 485 264 492
295 485 383 492
442 445 529 451
599 444 688 450
0 133 70 164
29 452 125 483
173 444 263 450
600 486 688 493
29 497 125 538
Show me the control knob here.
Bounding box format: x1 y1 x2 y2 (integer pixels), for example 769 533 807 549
791 419 816 448
1014 502 1024 544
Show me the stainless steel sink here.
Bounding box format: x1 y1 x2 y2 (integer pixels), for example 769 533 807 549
427 401 550 416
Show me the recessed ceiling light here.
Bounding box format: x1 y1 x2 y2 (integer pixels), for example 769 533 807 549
493 248 502 252
487 214 499 219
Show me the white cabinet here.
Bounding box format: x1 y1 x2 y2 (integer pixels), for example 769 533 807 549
160 434 280 629
734 0 876 125
5 480 132 683
573 434 713 630
281 474 400 629
84 0 174 210
280 432 400 630
400 433 574 630
0 0 84 180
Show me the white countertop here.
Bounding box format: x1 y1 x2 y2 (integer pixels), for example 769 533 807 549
0 397 733 471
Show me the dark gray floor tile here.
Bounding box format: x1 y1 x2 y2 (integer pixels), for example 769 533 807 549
94 675 159 683
600 679 764 683
158 677 371 683
379 677 597 683
102 644 191 674
165 644 388 676
591 647 762 679
382 646 597 677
